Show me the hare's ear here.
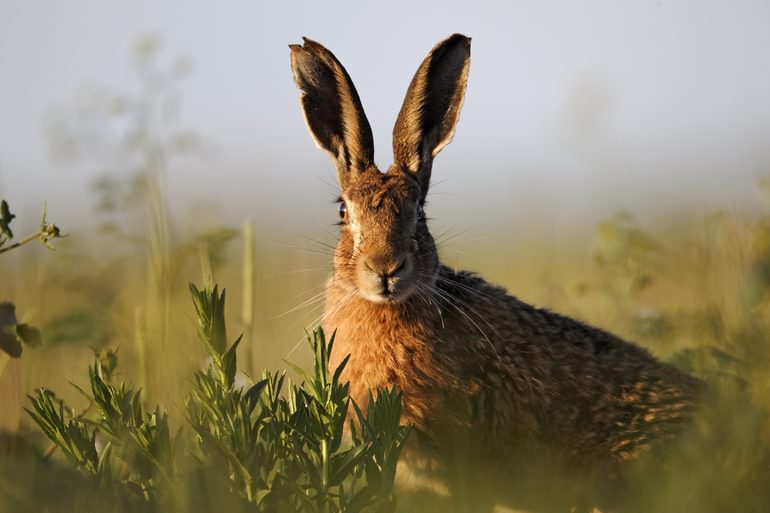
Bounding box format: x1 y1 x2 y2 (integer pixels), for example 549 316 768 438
392 34 470 200
290 38 375 190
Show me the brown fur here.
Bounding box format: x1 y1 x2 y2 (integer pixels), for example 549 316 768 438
289 33 700 490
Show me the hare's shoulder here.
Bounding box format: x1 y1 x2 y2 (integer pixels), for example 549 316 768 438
438 266 700 453
436 265 657 362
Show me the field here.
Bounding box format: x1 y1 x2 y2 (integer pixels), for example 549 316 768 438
2 179 770 512
2 34 770 513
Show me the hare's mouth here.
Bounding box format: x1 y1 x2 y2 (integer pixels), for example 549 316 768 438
356 275 417 304
358 286 414 304
355 256 416 304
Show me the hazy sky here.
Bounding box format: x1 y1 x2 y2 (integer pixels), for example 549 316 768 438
2 0 769 236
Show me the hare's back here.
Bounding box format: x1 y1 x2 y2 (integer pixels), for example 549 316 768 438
438 267 700 461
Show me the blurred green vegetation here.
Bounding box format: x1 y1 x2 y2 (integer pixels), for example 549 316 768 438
3 36 770 512
4 186 770 512
15 285 408 513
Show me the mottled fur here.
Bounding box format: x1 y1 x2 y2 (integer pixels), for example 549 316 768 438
289 34 700 484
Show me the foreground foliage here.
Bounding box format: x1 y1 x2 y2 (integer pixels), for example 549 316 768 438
1 198 62 381
19 284 409 513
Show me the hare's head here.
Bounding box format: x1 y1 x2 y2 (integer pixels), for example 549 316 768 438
290 34 470 303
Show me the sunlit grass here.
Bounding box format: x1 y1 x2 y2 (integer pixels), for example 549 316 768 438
3 34 770 512
2 195 770 511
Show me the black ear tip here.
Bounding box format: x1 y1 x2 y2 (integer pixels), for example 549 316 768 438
435 34 471 59
447 33 471 47
301 37 324 51
428 34 471 65
289 39 326 66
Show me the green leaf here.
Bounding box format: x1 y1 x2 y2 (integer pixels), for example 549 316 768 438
0 303 22 358
244 379 269 412
96 441 114 486
0 200 15 239
189 283 228 356
314 327 330 387
328 445 368 486
222 334 243 388
284 359 312 386
44 311 96 346
16 323 42 347
332 354 351 386
344 485 380 513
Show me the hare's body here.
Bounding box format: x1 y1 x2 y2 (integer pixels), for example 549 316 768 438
326 265 699 468
289 33 700 492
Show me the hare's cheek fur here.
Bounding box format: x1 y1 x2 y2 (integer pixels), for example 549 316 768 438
332 231 359 294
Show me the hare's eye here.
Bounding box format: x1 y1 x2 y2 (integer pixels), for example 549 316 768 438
416 204 425 221
338 201 348 221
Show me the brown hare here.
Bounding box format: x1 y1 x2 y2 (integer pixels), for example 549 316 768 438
289 34 700 508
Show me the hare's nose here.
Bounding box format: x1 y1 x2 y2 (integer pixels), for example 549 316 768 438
364 257 406 280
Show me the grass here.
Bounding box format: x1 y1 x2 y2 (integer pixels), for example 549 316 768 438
2 197 770 512
14 282 409 513
3 37 770 513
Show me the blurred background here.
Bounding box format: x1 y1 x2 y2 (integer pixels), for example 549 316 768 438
3 1 770 227
4 2 770 510
2 0 770 441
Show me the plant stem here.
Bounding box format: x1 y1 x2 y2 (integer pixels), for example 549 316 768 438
0 353 9 381
241 219 255 374
320 437 329 512
135 308 147 392
0 231 42 255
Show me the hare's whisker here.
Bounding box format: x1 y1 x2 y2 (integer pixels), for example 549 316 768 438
272 245 336 258
309 290 355 333
423 282 500 360
437 236 486 249
286 301 327 330
285 291 355 360
314 225 342 240
416 283 445 329
280 281 328 304
297 234 339 252
412 284 434 311
303 294 354 341
435 227 471 241
273 290 327 319
434 275 497 305
435 284 502 338
263 266 330 277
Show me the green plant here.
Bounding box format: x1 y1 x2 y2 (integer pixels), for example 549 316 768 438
187 283 410 512
0 303 41 379
0 199 61 372
0 200 65 256
24 283 410 512
25 344 181 499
